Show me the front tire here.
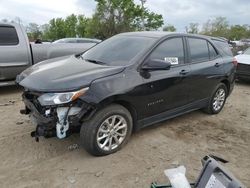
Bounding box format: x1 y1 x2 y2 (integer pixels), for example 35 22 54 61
80 104 132 156
204 83 227 114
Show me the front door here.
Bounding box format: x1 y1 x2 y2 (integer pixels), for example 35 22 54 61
138 37 191 119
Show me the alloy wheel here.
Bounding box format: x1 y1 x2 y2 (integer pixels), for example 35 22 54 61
212 88 226 111
96 115 128 151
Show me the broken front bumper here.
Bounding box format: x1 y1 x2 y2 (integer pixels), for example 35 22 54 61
21 91 93 141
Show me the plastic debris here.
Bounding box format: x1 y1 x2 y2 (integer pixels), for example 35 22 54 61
67 176 76 184
95 171 104 177
16 121 24 125
68 143 79 151
164 166 191 188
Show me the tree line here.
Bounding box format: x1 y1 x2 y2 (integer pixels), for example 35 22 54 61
25 0 163 41
164 17 250 41
2 0 250 41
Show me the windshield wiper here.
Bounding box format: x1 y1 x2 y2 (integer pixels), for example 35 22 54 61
84 59 106 65
75 52 84 59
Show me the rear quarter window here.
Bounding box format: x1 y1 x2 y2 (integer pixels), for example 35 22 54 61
208 42 218 59
212 39 233 56
0 26 19 45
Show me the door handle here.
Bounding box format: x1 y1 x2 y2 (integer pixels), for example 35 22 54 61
215 63 220 67
179 69 189 75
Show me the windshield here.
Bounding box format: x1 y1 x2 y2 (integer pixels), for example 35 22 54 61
82 35 156 66
244 48 250 55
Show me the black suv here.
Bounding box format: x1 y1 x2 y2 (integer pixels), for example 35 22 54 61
17 32 236 156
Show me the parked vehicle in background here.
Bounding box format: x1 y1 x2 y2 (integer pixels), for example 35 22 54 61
231 40 244 47
240 39 250 46
17 32 236 156
0 23 97 86
235 47 250 81
53 38 101 44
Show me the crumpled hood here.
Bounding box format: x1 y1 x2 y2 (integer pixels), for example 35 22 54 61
17 55 125 92
235 54 250 65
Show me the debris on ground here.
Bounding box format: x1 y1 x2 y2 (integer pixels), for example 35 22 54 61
135 177 139 183
171 161 179 167
0 100 16 106
95 171 104 177
67 143 79 151
67 176 76 184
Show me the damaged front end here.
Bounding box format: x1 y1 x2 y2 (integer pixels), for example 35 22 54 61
20 88 94 141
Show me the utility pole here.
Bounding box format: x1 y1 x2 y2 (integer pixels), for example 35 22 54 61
140 0 146 30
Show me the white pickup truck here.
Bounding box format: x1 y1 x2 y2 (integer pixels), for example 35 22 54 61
0 23 97 86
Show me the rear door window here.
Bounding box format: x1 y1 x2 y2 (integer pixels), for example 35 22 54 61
188 38 209 63
0 26 19 45
149 37 185 65
212 40 233 56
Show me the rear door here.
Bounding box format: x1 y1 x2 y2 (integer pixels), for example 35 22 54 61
137 37 191 119
185 37 224 102
0 24 31 81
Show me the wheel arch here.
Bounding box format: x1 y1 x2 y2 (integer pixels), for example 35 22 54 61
220 79 230 96
96 96 138 131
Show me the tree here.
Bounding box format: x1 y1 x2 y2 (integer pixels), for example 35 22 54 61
64 14 78 37
185 23 199 34
201 17 229 38
43 18 66 40
76 15 89 37
87 0 164 39
229 25 249 40
163 24 176 32
41 14 91 40
40 24 51 41
26 23 42 41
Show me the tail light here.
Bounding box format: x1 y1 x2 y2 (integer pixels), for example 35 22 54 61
232 57 238 67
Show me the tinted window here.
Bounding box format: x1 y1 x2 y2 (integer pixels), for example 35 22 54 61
0 26 19 45
82 35 156 66
188 38 209 63
212 40 232 56
78 39 96 43
208 42 218 59
149 37 184 65
78 40 87 43
66 39 77 43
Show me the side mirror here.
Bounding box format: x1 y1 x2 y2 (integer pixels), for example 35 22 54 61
141 59 171 71
237 51 243 55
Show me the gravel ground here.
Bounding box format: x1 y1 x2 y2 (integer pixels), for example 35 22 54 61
0 82 249 188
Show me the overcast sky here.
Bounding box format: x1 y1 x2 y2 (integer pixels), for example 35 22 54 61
1 0 250 32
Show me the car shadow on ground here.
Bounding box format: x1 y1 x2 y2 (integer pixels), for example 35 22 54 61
236 79 250 85
0 85 22 95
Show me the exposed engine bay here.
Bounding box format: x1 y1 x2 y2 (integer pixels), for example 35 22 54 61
20 90 94 141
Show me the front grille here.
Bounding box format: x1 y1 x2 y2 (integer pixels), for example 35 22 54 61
23 91 44 113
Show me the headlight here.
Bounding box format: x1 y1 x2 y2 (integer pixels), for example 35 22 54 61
38 88 89 106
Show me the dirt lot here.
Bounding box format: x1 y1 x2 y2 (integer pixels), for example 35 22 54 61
0 82 249 188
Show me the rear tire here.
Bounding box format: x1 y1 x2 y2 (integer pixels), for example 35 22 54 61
203 83 227 114
80 104 132 156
